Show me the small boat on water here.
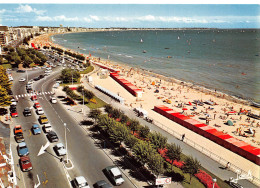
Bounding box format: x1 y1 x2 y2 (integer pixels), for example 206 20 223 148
140 38 143 43
167 56 172 58
143 50 147 53
177 36 180 40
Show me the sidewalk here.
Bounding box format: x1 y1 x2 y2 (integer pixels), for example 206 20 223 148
54 86 183 188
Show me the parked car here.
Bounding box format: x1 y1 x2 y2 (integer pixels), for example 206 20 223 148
11 110 18 118
34 102 41 109
19 78 26 82
17 142 29 156
0 108 8 115
43 123 52 133
31 95 37 101
36 108 44 115
19 156 33 172
94 180 112 188
32 124 41 135
72 176 90 188
104 166 124 186
47 131 58 142
15 132 25 143
33 77 40 81
23 107 32 117
10 99 17 106
50 97 57 104
14 125 23 135
39 115 49 124
53 143 66 156
14 125 24 143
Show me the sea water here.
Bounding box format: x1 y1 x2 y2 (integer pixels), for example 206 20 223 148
52 29 260 103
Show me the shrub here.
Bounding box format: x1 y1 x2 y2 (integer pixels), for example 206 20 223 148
195 170 220 188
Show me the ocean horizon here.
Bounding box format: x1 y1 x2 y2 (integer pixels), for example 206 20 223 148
52 29 260 103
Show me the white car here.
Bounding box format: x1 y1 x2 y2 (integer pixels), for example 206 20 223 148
36 108 44 115
45 70 52 73
50 97 57 104
43 123 52 133
19 78 26 82
8 75 13 81
11 99 17 106
73 176 90 188
54 143 66 156
28 80 34 85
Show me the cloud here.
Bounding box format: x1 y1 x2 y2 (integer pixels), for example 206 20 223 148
16 4 46 15
35 14 260 25
36 15 79 22
36 16 52 22
0 9 6 14
89 15 100 21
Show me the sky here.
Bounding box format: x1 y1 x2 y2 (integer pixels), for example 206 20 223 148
0 3 259 28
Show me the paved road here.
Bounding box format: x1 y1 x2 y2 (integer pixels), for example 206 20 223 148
10 68 70 188
10 53 137 187
33 67 136 187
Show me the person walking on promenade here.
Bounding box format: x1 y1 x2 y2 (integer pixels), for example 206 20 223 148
182 134 185 141
225 162 230 170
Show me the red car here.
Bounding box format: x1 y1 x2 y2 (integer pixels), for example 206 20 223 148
31 95 37 101
11 111 18 118
20 156 33 172
33 102 41 109
14 125 23 135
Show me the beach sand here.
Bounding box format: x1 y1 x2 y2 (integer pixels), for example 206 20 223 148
32 33 260 181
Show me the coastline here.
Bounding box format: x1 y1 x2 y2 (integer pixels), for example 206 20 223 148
31 32 260 180
49 32 257 106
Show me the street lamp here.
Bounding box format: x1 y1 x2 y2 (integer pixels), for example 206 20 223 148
212 178 217 188
64 123 68 163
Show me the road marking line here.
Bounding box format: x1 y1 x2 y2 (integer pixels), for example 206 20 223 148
29 130 32 137
47 92 50 94
18 95 20 97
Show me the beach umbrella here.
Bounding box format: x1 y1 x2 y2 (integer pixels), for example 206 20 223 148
182 107 188 111
188 102 192 106
227 120 233 126
205 114 211 117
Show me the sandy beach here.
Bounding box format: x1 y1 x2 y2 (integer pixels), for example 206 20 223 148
32 33 260 181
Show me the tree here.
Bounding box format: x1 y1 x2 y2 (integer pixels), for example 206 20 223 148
148 132 167 149
0 56 3 64
166 143 182 168
0 66 11 91
132 140 155 165
23 55 33 68
111 108 122 119
34 57 41 65
88 109 101 123
183 156 201 184
147 152 164 177
108 122 129 144
97 114 115 130
0 85 11 106
129 119 140 134
139 125 150 139
9 47 15 52
125 134 139 148
120 114 129 124
84 90 94 100
14 56 22 67
104 104 113 114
